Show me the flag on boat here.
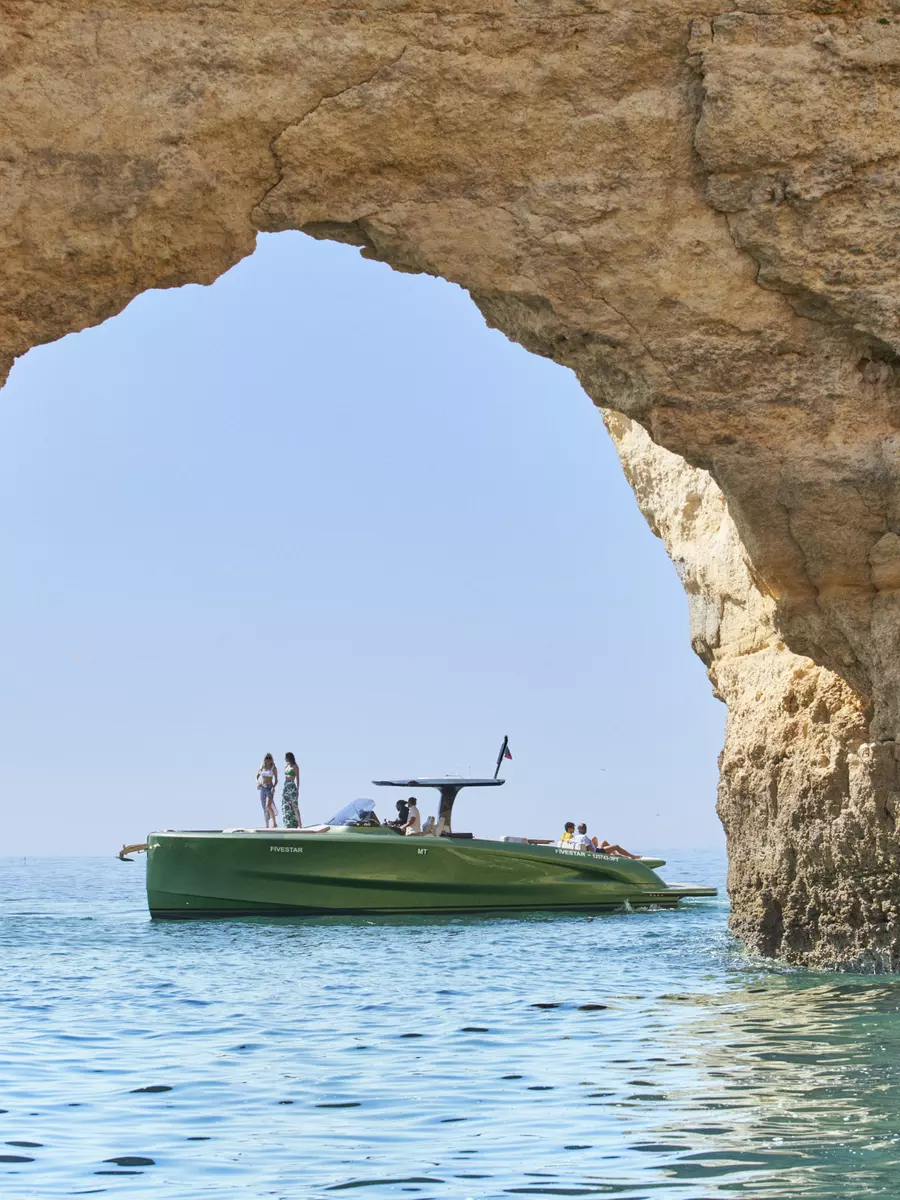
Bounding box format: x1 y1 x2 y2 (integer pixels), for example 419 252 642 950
494 735 513 778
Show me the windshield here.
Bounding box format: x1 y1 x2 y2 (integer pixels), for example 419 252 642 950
326 799 379 826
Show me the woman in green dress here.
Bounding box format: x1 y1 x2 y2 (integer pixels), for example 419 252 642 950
283 752 301 828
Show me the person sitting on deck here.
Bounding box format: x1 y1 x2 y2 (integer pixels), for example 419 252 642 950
386 798 410 830
557 821 576 847
590 828 640 859
400 797 421 836
573 823 596 851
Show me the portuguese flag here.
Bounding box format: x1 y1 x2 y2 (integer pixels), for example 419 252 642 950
494 735 513 778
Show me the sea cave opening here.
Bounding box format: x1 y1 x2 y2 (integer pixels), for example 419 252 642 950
0 232 724 856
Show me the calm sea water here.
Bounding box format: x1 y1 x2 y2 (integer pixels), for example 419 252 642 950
3 853 900 1198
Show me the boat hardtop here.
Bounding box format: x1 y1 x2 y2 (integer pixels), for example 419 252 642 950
371 774 503 832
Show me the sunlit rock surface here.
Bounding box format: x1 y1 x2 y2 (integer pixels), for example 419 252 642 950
3 0 900 965
606 416 898 971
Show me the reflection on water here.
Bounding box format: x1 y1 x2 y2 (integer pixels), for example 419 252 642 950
2 853 900 1197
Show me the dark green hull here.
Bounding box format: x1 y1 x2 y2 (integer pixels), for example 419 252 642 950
146 828 716 918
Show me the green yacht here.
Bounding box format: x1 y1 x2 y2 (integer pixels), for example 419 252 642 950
140 776 716 918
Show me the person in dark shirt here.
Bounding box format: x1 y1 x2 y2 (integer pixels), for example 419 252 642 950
386 798 410 830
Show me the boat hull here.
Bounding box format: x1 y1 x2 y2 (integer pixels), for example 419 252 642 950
145 829 715 918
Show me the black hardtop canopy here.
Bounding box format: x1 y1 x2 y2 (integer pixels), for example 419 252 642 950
373 777 505 789
372 777 505 832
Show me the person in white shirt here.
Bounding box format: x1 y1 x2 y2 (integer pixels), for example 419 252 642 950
401 798 422 836
574 823 595 851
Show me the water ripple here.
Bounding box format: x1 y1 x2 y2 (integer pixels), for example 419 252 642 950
4 854 900 1197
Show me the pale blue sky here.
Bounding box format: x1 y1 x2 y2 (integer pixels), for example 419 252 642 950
0 232 725 855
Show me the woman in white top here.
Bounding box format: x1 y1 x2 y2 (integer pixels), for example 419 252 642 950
256 753 279 828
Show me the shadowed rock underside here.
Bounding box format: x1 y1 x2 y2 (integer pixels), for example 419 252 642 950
4 0 900 966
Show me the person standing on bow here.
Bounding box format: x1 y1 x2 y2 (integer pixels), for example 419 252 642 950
282 752 301 828
256 753 279 828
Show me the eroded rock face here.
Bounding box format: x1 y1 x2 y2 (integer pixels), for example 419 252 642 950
3 0 900 964
607 416 900 970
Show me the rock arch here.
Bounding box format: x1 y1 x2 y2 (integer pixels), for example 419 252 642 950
4 1 900 966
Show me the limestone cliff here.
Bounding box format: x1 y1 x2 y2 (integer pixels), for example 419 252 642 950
3 0 900 965
606 416 896 970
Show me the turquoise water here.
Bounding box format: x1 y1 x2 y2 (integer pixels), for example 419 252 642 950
3 854 900 1198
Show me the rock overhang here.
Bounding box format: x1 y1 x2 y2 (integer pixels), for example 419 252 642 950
4 0 900 965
